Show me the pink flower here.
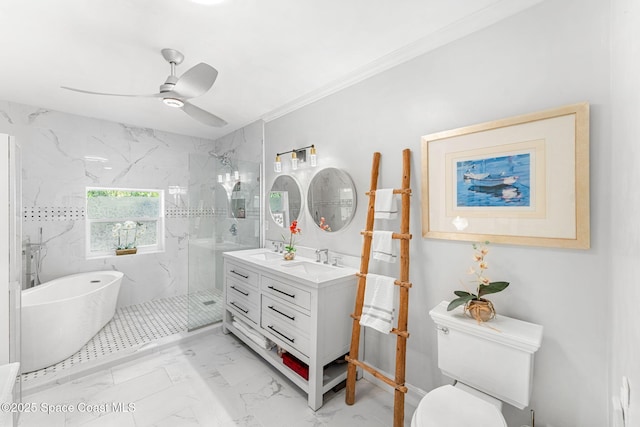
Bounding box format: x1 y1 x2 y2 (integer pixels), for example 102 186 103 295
289 220 301 234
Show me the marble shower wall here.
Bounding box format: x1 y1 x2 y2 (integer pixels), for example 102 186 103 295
0 100 262 308
209 120 264 246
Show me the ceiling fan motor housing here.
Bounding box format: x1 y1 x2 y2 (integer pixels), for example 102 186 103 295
160 74 179 93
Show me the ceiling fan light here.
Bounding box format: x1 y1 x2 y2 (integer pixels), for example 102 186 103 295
163 98 184 108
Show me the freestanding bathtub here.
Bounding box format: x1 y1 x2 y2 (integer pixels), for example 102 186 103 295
21 271 124 373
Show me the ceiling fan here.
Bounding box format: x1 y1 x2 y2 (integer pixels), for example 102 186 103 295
61 48 227 127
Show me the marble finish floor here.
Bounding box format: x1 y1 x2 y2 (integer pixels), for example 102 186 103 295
22 291 222 383
18 327 415 427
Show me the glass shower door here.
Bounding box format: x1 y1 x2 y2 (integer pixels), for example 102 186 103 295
187 156 260 331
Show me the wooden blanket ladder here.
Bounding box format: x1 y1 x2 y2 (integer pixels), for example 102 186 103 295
345 148 412 427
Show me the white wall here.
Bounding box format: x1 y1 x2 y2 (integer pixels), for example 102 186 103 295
610 0 640 425
0 100 216 307
265 0 611 425
0 134 11 364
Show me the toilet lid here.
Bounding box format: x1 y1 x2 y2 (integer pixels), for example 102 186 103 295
413 385 507 427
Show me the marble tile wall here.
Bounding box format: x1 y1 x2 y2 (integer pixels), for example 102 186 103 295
0 99 263 308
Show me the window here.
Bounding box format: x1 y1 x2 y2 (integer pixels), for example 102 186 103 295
86 187 164 257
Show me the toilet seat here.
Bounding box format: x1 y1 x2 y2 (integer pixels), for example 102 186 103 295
411 385 507 427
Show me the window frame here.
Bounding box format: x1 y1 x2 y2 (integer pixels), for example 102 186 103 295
85 186 165 258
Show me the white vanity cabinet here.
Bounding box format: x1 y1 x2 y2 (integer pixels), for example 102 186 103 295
222 249 357 411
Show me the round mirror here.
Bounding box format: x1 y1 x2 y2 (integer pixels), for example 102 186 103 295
307 168 357 232
269 175 302 228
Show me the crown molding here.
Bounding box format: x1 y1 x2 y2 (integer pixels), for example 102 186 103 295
261 0 543 122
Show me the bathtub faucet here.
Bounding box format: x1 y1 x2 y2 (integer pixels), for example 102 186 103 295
23 242 44 289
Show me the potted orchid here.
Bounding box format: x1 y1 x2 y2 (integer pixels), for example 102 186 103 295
447 243 509 322
113 221 145 255
282 220 301 260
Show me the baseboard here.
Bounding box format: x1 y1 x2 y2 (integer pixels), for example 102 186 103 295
362 367 427 410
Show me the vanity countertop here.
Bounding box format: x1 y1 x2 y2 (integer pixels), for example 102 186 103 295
223 248 358 287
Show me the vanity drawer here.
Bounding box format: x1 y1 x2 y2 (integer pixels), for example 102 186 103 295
226 286 259 325
225 262 259 288
262 295 311 335
261 312 310 357
226 277 260 306
261 276 311 311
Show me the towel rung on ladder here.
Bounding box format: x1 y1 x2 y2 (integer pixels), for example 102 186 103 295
365 189 412 196
354 273 412 288
360 230 411 240
344 357 409 393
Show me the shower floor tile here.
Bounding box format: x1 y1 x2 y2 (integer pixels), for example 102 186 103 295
21 290 223 383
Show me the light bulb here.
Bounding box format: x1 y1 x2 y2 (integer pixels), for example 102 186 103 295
225 172 231 182
291 151 298 170
162 98 184 108
234 170 239 180
217 175 223 183
274 155 282 173
310 145 317 167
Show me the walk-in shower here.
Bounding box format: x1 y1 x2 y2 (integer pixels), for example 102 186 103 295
187 153 261 330
19 152 261 387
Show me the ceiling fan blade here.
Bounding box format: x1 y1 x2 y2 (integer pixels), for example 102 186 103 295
172 63 218 99
182 101 227 127
61 86 168 98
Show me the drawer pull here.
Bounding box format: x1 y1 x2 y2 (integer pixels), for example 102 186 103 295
230 285 249 296
267 325 295 343
267 285 295 299
230 270 249 279
268 305 295 321
230 301 249 314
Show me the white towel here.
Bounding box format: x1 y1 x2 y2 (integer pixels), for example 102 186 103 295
359 274 395 334
374 188 398 219
233 318 275 350
372 231 396 263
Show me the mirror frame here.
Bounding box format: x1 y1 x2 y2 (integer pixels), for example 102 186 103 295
268 174 303 228
307 167 357 233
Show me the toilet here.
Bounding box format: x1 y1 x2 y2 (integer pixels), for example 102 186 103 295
412 301 543 426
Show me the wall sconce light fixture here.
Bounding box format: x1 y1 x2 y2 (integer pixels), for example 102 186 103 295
274 145 318 173
309 145 317 167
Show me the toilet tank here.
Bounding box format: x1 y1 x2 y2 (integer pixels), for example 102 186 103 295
429 301 543 409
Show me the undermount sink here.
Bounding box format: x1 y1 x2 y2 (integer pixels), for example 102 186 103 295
250 251 283 261
279 261 336 275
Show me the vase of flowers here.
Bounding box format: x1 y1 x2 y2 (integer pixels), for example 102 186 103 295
447 243 509 322
282 220 301 260
113 221 145 255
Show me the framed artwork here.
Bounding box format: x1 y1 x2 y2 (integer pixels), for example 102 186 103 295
421 103 589 249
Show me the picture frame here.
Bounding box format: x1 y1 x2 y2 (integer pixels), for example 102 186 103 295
421 102 589 249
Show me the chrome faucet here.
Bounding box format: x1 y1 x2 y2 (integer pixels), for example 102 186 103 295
315 248 329 264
